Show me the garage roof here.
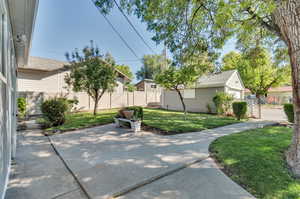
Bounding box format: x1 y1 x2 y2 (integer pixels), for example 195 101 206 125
196 70 242 88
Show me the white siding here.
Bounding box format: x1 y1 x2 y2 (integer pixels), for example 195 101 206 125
226 72 244 90
18 70 69 93
162 87 225 113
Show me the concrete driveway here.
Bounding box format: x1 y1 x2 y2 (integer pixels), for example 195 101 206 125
50 121 275 199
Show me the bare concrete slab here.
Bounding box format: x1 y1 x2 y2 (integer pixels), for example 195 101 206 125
5 130 86 199
118 158 254 199
50 121 275 199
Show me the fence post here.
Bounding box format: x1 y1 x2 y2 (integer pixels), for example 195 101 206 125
110 92 112 109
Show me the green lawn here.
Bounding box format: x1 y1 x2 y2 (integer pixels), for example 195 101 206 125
47 109 118 131
210 126 299 199
143 108 240 133
47 108 239 133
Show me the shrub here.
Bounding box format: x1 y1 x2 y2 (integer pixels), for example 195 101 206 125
232 102 247 120
41 98 69 127
206 103 212 114
213 92 234 115
284 103 294 123
17 97 26 118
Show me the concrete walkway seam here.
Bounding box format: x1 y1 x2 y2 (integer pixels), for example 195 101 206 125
112 157 209 198
46 135 92 199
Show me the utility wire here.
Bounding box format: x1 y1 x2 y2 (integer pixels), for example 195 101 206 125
112 0 156 54
91 0 141 60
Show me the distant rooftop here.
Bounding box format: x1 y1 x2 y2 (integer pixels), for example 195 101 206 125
19 56 131 80
245 86 292 93
19 56 68 71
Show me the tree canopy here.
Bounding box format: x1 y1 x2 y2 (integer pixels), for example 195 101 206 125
222 48 291 94
95 0 300 175
65 43 116 115
136 54 170 80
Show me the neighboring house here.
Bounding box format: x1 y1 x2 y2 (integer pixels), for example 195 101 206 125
245 86 292 104
162 70 245 113
18 56 131 93
135 79 162 107
0 0 38 198
135 79 161 92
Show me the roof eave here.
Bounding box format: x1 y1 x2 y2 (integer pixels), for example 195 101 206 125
8 0 39 67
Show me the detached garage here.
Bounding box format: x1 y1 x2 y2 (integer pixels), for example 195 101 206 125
161 70 245 113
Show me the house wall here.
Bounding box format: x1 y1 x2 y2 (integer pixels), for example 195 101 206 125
18 70 126 93
225 87 244 100
0 1 18 198
162 87 225 113
18 70 69 93
226 72 244 90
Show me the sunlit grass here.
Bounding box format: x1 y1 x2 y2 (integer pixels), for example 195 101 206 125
210 126 300 199
47 108 240 133
143 108 240 133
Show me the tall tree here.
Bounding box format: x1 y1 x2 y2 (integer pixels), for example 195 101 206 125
155 66 200 119
222 47 288 118
156 51 213 118
136 54 171 80
221 51 243 71
65 43 117 115
95 0 300 175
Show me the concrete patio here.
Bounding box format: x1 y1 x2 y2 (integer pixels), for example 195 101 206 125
5 121 277 199
46 121 275 199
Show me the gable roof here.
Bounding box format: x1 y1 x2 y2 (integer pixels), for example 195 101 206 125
135 79 155 86
19 56 132 80
196 70 243 88
19 56 68 72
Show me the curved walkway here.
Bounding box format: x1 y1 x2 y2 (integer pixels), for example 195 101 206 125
48 121 276 199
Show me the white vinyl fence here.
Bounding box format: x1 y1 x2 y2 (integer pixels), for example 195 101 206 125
19 90 162 116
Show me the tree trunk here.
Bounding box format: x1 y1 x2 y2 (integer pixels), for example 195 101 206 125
273 0 300 176
257 95 262 119
175 88 187 119
93 96 99 115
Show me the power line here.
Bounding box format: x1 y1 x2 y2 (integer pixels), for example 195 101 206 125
112 0 156 54
91 0 141 60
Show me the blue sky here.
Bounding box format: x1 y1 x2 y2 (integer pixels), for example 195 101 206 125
30 0 236 82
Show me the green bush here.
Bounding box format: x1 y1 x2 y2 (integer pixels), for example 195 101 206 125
124 106 144 120
284 103 294 123
17 97 26 118
232 102 247 120
41 98 69 127
213 92 234 115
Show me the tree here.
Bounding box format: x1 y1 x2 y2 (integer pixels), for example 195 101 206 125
221 51 243 71
95 0 300 175
224 47 288 118
222 48 290 118
116 64 134 80
136 54 171 80
155 52 212 118
65 43 117 115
